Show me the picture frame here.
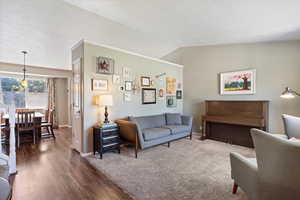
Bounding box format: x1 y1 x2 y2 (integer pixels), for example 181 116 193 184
166 96 177 107
176 90 182 99
220 69 256 95
159 89 164 98
166 77 176 94
141 76 151 87
142 88 156 104
96 56 114 74
125 81 133 91
91 79 108 91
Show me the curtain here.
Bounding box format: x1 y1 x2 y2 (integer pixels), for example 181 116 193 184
47 78 58 128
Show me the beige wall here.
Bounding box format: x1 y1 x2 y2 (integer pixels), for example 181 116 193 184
78 42 183 153
163 40 300 133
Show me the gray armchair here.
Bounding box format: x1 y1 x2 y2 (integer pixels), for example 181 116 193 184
230 128 300 200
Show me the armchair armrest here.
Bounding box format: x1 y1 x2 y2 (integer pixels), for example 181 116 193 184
230 152 258 198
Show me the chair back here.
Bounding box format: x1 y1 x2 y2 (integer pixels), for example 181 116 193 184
45 109 54 123
16 112 36 129
251 128 300 200
282 114 300 138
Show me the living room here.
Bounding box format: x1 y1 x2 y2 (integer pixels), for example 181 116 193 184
1 1 300 200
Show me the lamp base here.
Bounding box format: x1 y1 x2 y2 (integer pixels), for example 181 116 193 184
104 106 110 123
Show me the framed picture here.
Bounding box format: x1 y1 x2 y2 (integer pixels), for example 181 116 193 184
176 90 182 99
166 77 176 94
142 88 156 104
166 96 177 107
141 76 151 87
92 79 108 91
220 69 256 95
159 89 164 98
96 56 114 74
125 81 133 91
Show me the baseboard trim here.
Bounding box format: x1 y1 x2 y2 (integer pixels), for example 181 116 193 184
59 124 72 128
80 152 93 157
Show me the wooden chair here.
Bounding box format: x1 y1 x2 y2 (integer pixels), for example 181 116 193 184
16 112 36 148
40 110 55 139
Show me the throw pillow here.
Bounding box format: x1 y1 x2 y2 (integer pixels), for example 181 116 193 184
166 113 182 125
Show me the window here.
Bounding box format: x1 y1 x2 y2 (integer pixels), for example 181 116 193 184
0 76 48 109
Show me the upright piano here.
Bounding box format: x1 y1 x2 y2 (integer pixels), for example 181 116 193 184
201 100 269 148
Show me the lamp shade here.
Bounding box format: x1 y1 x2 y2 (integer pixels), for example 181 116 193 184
280 87 298 99
97 95 113 106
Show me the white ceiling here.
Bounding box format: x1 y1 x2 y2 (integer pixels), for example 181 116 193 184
64 0 300 47
1 0 300 70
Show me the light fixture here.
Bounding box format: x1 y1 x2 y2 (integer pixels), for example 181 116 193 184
20 51 28 87
280 87 300 99
96 95 113 123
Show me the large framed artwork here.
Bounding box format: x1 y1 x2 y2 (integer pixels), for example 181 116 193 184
220 69 256 95
92 79 108 91
166 77 176 94
97 56 114 74
142 88 156 104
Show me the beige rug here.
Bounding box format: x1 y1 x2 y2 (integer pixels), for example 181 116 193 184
86 136 254 200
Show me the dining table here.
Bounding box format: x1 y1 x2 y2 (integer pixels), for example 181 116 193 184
2 112 45 140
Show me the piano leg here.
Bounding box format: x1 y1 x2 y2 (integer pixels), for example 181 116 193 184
200 120 206 140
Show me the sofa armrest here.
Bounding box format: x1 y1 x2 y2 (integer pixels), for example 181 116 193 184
115 120 138 143
230 152 258 198
181 115 193 127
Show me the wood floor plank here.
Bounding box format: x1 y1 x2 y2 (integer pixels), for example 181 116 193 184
11 128 133 200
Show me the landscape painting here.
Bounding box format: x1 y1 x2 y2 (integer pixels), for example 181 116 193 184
220 69 256 95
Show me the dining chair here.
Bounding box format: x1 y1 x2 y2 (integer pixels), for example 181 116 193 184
40 109 55 139
16 111 36 148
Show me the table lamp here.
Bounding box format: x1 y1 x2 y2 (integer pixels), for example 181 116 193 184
280 87 300 99
96 94 113 123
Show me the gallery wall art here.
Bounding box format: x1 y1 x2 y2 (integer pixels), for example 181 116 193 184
141 76 151 87
97 56 114 74
166 96 176 107
220 69 256 95
92 79 108 91
142 88 156 104
166 77 176 94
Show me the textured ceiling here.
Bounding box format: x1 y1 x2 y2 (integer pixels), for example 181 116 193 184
64 0 300 47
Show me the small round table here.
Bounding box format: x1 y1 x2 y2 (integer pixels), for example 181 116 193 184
0 177 11 200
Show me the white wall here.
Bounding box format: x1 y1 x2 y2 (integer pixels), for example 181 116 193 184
0 0 177 69
163 40 300 133
75 42 183 153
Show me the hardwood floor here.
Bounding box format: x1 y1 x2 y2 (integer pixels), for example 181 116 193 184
11 128 133 200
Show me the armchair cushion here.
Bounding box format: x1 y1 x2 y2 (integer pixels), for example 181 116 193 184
166 113 182 125
282 114 300 138
142 128 171 141
162 125 190 134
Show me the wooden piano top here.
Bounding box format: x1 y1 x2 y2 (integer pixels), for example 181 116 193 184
203 100 269 128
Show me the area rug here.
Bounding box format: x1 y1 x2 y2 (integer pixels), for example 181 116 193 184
86 136 255 200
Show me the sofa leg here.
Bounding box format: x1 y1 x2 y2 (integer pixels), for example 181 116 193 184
168 142 170 148
135 148 138 158
190 132 192 140
232 183 238 194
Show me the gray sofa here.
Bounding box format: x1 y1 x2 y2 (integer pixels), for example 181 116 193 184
116 113 193 158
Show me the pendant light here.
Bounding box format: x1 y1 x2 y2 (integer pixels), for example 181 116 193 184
20 51 28 87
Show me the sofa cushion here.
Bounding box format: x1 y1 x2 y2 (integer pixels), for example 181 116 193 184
166 113 182 125
162 125 190 134
142 128 171 141
129 114 166 130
